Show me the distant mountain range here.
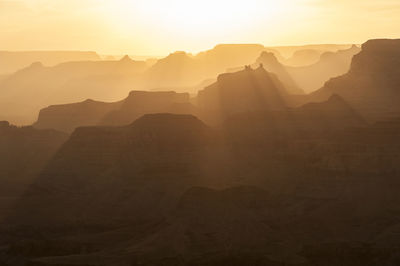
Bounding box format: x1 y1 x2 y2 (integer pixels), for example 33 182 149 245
0 51 101 75
0 56 148 124
0 44 358 125
34 91 195 133
3 40 400 266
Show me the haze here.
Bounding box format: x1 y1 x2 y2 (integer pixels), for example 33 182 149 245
1 0 400 55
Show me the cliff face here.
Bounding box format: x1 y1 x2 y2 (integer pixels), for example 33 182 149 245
311 39 400 121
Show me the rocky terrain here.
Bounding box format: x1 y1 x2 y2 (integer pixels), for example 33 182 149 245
1 39 400 266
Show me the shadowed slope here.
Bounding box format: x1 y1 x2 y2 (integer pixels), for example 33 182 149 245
9 114 214 227
0 121 67 221
255 52 303 94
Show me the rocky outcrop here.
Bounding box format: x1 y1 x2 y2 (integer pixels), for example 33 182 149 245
100 91 194 126
197 66 289 124
256 52 304 94
287 45 361 93
310 39 400 121
34 91 196 132
34 99 123 133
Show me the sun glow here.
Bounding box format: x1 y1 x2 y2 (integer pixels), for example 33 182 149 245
2 0 400 55
101 0 291 52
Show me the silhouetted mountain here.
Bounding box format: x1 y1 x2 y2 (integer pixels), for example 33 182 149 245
197 66 289 124
270 44 354 59
0 51 101 75
0 57 148 124
195 44 282 71
4 41 400 266
34 91 196 132
142 45 283 92
255 52 304 94
34 99 123 133
234 46 360 94
224 95 366 143
144 52 204 89
100 91 196 126
0 121 67 222
9 114 214 227
5 109 400 265
287 45 361 92
310 39 400 121
282 49 323 66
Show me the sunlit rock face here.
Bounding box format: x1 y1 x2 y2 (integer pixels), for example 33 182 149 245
311 39 400 122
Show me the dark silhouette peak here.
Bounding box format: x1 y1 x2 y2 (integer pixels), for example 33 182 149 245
350 44 359 50
309 38 400 122
119 54 133 62
29 61 44 68
215 67 283 90
70 113 210 150
257 51 280 65
348 39 400 75
327 94 346 103
83 98 95 103
130 113 203 128
129 114 208 137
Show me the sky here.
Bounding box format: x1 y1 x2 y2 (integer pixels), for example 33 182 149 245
0 0 399 55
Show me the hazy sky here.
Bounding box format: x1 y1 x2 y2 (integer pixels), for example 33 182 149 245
0 0 399 55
